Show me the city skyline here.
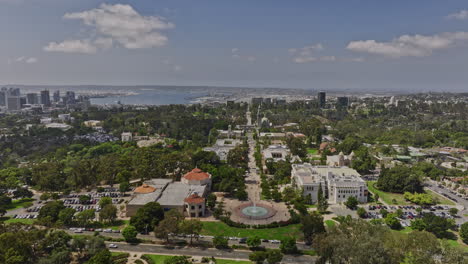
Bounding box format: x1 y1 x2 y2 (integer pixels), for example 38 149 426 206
2 0 468 91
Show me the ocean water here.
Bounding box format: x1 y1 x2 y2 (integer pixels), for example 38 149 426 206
90 89 206 105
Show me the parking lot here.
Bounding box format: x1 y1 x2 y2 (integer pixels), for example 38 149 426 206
9 188 127 220
365 204 458 227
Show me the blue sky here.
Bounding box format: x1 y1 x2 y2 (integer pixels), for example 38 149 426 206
1 0 468 91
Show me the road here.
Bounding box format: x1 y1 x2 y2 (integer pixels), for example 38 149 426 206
107 242 317 264
245 132 261 204
66 229 312 250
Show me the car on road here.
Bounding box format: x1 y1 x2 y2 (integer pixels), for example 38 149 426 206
108 244 118 248
239 238 247 244
270 240 280 244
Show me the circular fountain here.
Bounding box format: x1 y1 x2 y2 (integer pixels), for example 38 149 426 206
235 202 276 220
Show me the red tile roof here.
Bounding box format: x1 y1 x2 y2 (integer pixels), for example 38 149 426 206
184 194 205 204
134 184 156 194
183 168 210 181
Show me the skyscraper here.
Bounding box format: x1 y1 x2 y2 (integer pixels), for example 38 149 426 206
65 91 76 105
40 90 51 107
53 90 60 102
336 97 349 109
0 87 7 106
6 88 21 110
26 93 38 104
318 91 326 108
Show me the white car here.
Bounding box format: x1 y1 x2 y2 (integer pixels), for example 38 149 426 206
108 244 118 248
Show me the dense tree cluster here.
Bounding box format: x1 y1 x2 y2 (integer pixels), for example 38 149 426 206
0 223 111 264
316 219 465 264
377 166 424 193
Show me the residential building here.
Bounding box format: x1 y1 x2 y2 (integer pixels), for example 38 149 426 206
121 132 133 142
58 114 71 122
292 164 368 204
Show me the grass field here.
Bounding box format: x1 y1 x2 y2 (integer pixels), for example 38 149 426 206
143 255 251 264
217 259 252 264
307 148 318 155
367 181 409 205
143 254 174 264
3 217 35 225
103 219 130 230
6 198 35 210
425 189 455 205
325 220 336 228
367 182 454 206
201 221 303 240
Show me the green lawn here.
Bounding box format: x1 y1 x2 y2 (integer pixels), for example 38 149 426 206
6 198 35 210
102 219 130 230
201 221 303 240
143 254 174 264
396 226 413 234
425 189 455 205
307 148 318 155
367 182 453 206
325 220 336 228
143 255 251 264
217 259 252 264
445 239 468 252
3 217 35 225
367 181 410 205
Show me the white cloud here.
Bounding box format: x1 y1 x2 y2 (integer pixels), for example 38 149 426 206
44 4 174 53
44 39 97 54
231 48 256 62
290 43 327 63
10 56 38 64
173 65 182 72
94 38 113 50
447 10 468 20
347 32 468 57
25 57 38 64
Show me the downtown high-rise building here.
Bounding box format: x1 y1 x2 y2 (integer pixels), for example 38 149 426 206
53 90 61 102
318 91 326 108
0 87 7 106
40 90 51 107
6 88 21 110
336 96 349 109
26 93 39 104
65 91 76 105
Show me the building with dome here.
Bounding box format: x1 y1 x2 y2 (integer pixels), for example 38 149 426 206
182 168 212 189
126 168 212 217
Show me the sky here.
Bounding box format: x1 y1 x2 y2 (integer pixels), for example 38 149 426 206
1 0 468 92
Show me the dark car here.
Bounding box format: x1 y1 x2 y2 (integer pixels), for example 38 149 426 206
239 238 247 244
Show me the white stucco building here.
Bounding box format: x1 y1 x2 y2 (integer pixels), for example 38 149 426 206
292 164 368 204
